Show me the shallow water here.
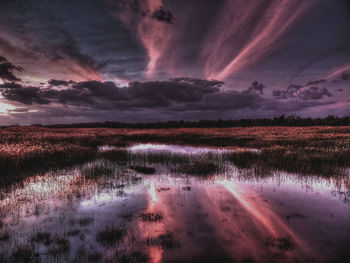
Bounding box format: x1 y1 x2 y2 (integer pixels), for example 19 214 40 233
99 143 260 154
0 144 349 262
128 143 232 154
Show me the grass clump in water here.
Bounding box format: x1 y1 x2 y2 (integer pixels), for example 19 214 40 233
96 227 125 247
49 237 70 257
30 232 52 246
87 252 102 262
116 251 150 263
67 229 81 236
131 166 156 174
0 232 10 242
82 162 115 179
146 232 180 250
181 160 219 176
78 217 94 227
139 212 163 222
11 245 38 263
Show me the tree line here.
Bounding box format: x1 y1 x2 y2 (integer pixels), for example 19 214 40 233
30 115 350 129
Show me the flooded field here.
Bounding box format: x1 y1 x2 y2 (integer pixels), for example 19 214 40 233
0 144 349 263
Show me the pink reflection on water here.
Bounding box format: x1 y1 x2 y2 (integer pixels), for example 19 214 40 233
0 152 349 262
128 143 227 154
218 180 307 247
135 181 165 263
128 143 261 155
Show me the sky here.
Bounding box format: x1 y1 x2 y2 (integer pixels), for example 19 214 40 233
0 0 349 125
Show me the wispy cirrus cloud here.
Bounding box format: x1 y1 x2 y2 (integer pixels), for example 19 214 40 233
0 0 349 124
108 0 176 77
203 0 315 80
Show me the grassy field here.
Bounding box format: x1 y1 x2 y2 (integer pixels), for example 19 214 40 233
0 126 350 178
1 126 350 262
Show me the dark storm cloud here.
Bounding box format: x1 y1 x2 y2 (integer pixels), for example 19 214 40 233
272 85 303 100
0 78 222 109
172 91 265 112
244 81 265 95
342 72 350 80
0 82 22 89
0 78 334 117
109 0 175 24
306 79 327 86
151 6 175 24
273 85 333 101
299 87 333 100
0 0 349 125
0 56 7 63
128 78 223 103
51 78 223 109
48 79 75 87
0 85 50 105
0 58 23 82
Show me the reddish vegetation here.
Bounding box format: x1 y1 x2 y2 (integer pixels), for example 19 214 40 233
0 126 349 176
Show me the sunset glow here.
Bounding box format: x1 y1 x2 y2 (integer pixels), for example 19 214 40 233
0 2 350 262
0 0 348 124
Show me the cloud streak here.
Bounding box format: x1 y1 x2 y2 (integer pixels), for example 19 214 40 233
204 0 315 80
111 0 176 77
0 0 349 124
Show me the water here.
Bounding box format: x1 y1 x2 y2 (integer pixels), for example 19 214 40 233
99 143 261 154
0 144 349 262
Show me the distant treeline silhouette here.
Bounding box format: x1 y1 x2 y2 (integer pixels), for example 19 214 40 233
27 115 350 129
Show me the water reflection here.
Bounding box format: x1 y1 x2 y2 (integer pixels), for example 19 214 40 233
128 143 231 154
0 144 349 262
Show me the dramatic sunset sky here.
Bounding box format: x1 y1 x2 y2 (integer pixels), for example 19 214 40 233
0 0 349 124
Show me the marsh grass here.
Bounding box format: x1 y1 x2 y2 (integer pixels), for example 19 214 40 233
131 166 156 174
48 237 70 257
81 161 115 179
67 229 81 236
180 160 220 176
99 149 191 167
99 145 348 177
78 217 94 227
79 161 142 192
30 232 52 246
87 252 102 262
11 245 38 263
139 212 163 222
96 227 125 247
0 232 10 242
227 147 350 176
0 127 126 181
99 150 226 177
146 232 180 250
0 127 349 262
1 126 349 180
116 251 150 263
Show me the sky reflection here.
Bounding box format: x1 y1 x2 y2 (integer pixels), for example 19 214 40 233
0 146 349 262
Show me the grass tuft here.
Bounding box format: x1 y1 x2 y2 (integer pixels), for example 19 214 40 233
139 213 163 222
96 227 124 247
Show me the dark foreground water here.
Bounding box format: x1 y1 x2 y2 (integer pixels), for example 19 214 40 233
0 144 349 263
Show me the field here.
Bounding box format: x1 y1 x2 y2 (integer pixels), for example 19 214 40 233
1 126 350 262
1 126 350 179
